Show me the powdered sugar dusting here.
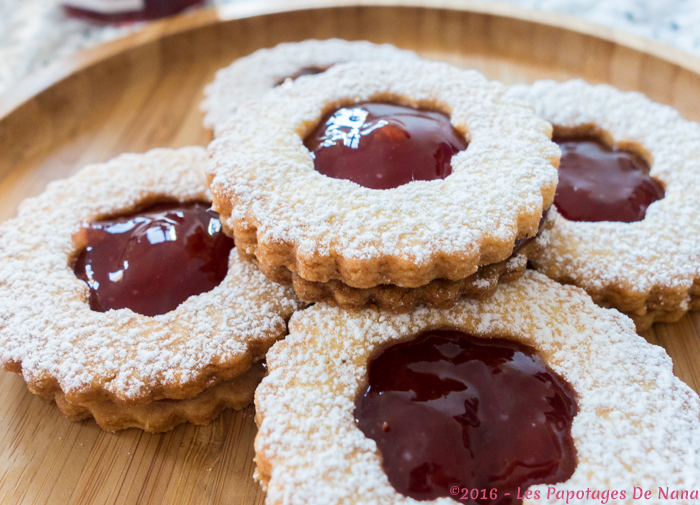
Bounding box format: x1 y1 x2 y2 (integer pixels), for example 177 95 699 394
506 80 700 326
0 147 304 405
255 270 700 504
209 60 559 288
201 39 420 137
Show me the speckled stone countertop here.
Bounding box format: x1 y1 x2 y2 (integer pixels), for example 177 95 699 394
1 0 700 96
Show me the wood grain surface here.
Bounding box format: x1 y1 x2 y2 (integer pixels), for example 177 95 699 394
1 1 699 504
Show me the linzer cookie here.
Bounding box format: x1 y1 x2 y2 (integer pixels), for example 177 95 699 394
506 79 700 330
0 147 304 432
264 238 543 312
208 60 559 311
200 39 420 136
254 271 700 504
55 363 267 433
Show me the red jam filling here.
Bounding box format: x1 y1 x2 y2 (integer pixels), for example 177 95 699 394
553 137 664 223
276 65 330 85
304 102 468 190
73 202 234 317
512 209 548 255
62 0 203 22
355 329 577 503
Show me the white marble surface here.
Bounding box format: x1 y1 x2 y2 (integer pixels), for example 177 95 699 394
1 0 700 96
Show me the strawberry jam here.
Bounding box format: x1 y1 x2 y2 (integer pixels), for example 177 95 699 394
276 66 330 86
355 329 577 504
553 137 664 222
73 202 233 316
62 0 203 23
512 210 548 255
304 102 468 190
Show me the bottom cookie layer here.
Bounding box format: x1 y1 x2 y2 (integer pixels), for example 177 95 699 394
618 293 700 331
249 241 539 312
553 267 700 331
51 362 266 432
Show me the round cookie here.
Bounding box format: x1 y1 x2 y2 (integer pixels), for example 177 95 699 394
208 59 559 304
55 363 266 433
200 39 420 137
0 147 304 431
506 79 700 330
253 239 545 312
254 270 700 504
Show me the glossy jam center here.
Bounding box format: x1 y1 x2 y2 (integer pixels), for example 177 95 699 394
553 137 665 222
304 102 468 190
73 202 234 317
355 329 577 504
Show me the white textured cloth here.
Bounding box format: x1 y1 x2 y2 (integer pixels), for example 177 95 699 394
1 0 700 96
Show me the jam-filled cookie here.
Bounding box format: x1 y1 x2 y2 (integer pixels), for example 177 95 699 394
254 270 700 504
0 147 304 432
54 363 266 432
506 79 700 330
259 238 544 312
208 60 559 311
201 39 419 136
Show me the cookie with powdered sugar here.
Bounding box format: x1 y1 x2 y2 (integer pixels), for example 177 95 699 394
200 39 420 137
249 238 546 312
506 79 700 330
55 363 266 433
255 270 700 504
0 147 304 432
208 59 559 310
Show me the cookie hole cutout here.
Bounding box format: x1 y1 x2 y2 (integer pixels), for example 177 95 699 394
72 201 234 317
552 127 664 223
354 329 578 503
304 101 468 190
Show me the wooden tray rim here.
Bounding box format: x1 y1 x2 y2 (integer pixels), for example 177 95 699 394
3 0 700 121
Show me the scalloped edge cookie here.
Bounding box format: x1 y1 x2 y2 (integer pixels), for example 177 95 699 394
245 240 540 312
208 59 559 290
254 270 700 505
0 147 304 417
52 362 265 433
505 79 700 330
200 39 420 136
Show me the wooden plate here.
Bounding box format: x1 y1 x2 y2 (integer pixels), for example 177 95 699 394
1 1 699 503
